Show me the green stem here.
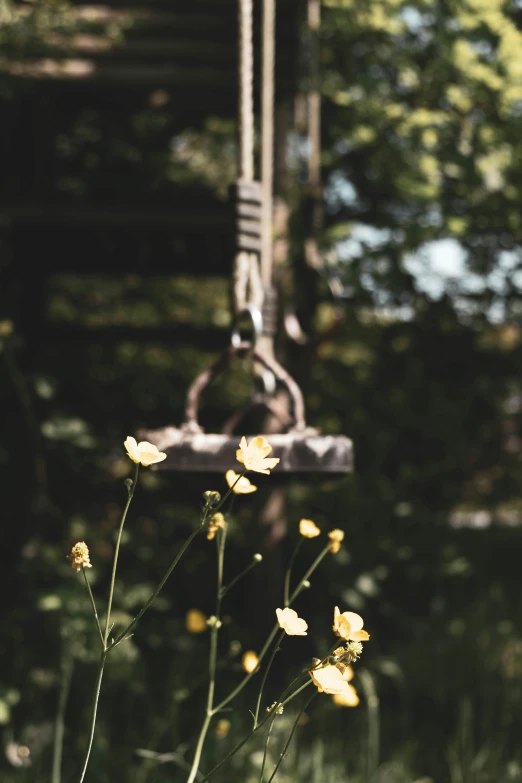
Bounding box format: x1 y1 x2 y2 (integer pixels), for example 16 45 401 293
198 680 313 783
207 470 246 518
213 623 279 714
104 463 139 647
186 524 227 783
82 568 104 648
283 539 303 607
220 555 261 598
111 525 201 648
51 640 74 783
78 652 107 783
254 630 285 728
213 545 329 715
259 712 278 783
265 692 317 783
288 545 329 604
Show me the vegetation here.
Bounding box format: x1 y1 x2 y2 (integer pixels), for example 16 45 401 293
2 0 522 781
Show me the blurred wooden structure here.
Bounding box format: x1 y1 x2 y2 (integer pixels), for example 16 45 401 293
0 0 304 280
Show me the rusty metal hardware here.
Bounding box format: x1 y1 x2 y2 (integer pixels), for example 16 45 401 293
140 342 353 474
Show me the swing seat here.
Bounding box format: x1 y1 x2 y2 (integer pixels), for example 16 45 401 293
140 427 353 474
139 343 353 475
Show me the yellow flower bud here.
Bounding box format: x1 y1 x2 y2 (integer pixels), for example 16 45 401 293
299 519 321 538
68 542 92 572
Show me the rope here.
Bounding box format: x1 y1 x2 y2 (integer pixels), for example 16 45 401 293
305 0 323 270
233 0 277 327
239 0 255 183
261 0 275 289
234 0 263 314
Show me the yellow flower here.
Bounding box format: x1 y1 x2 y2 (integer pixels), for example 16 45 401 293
333 607 370 642
68 541 92 572
276 607 308 636
299 518 321 538
124 436 167 467
328 528 345 553
310 664 353 695
215 719 231 738
186 609 207 633
332 684 360 707
207 512 226 540
236 436 280 475
225 469 258 494
242 650 260 673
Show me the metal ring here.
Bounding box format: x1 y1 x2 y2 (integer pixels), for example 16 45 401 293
231 305 263 349
257 369 277 396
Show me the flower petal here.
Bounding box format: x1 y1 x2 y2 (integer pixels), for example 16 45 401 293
351 630 370 642
276 607 308 635
341 611 364 633
336 616 352 640
252 436 273 457
139 451 167 467
124 436 140 462
225 470 257 494
332 683 359 707
342 666 354 682
310 665 348 695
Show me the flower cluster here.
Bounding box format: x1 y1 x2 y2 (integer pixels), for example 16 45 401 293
308 607 370 706
68 542 92 572
328 528 344 554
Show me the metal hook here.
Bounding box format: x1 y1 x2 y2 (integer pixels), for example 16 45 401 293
230 305 263 349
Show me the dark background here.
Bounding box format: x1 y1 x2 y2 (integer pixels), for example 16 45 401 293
2 1 522 781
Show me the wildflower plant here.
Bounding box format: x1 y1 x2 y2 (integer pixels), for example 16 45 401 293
63 435 369 783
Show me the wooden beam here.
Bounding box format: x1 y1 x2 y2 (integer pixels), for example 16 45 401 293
0 202 231 228
43 323 230 348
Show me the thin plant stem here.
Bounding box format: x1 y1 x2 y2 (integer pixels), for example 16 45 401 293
265 692 317 783
289 545 330 604
220 555 261 598
78 465 139 782
104 463 139 646
213 623 279 714
135 748 204 781
254 630 285 728
208 470 246 517
51 639 74 783
283 539 303 607
213 545 330 714
82 568 104 648
78 652 107 783
198 680 313 783
111 525 202 648
259 712 278 783
186 524 227 783
358 668 380 780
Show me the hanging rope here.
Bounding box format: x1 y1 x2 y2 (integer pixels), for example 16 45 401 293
261 0 275 290
234 0 264 316
239 0 255 182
